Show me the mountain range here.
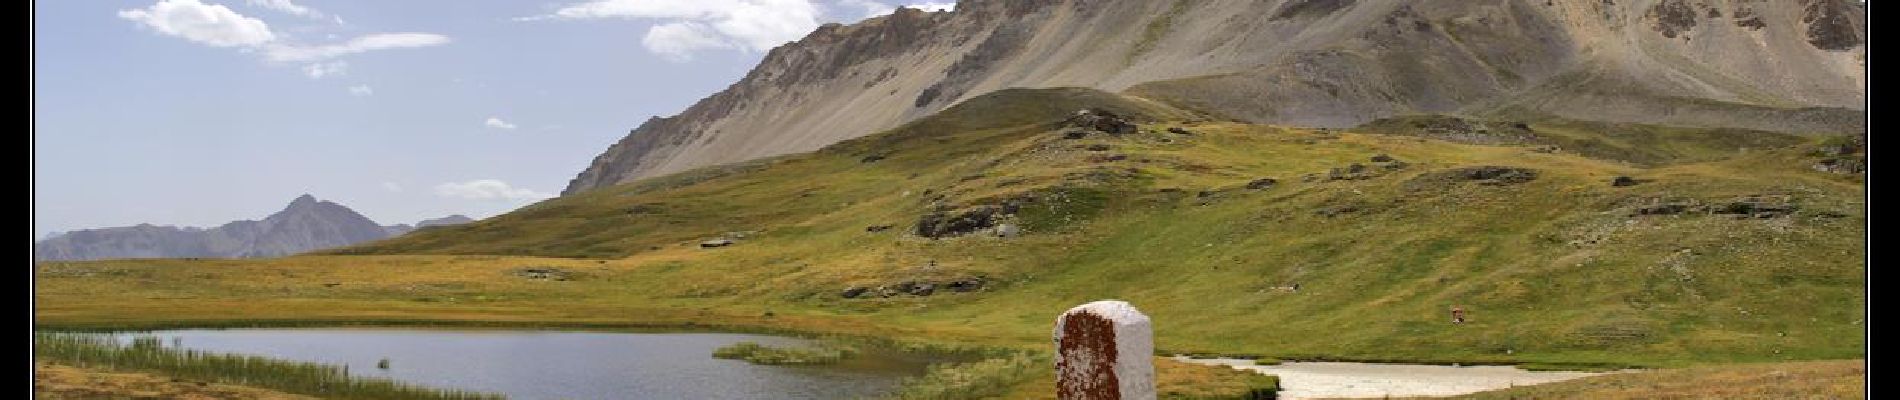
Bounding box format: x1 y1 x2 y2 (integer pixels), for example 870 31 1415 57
564 0 1864 195
34 195 473 261
34 0 1867 394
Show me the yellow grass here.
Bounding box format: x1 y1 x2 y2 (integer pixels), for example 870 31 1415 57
1451 360 1864 399
34 362 317 400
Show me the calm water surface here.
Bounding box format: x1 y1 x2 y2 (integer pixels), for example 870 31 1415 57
120 329 933 400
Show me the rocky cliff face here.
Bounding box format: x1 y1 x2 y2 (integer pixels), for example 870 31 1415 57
565 0 1864 195
34 196 471 261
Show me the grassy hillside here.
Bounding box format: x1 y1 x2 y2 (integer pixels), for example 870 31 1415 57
39 88 1863 374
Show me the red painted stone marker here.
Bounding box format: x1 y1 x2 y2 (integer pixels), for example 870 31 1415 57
1054 300 1154 400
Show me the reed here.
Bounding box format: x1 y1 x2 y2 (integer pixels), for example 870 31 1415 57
711 341 859 365
33 332 503 400
888 353 1045 400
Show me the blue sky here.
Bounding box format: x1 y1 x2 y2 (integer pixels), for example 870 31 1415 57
33 0 953 238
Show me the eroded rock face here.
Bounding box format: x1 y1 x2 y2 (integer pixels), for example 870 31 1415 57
1649 0 1699 39
1803 0 1864 50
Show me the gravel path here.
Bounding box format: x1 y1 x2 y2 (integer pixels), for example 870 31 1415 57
1172 357 1612 399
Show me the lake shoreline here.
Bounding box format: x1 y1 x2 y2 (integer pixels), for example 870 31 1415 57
46 329 939 400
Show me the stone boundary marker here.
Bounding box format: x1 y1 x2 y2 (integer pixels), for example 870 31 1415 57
1054 300 1155 400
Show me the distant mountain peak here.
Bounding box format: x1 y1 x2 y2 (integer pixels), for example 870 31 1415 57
37 196 400 261
415 214 476 228
291 194 319 206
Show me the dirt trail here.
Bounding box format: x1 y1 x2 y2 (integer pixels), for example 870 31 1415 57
1171 357 1612 399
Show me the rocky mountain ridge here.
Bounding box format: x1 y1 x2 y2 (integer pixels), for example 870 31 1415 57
34 195 473 261
565 0 1864 195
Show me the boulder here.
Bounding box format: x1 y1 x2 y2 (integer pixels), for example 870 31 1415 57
1167 127 1193 135
1611 176 1641 187
916 206 1000 238
1245 178 1278 190
700 239 734 248
906 282 937 296
512 267 573 281
1000 197 1032 214
1064 109 1137 135
995 224 1021 237
840 286 869 299
946 277 987 292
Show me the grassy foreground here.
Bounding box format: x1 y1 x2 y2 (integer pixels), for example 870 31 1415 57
1451 360 1864 399
34 362 317 400
34 88 1864 396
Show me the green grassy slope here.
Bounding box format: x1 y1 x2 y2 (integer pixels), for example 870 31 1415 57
158 88 1875 367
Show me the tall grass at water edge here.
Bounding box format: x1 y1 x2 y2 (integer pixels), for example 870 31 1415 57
34 332 503 400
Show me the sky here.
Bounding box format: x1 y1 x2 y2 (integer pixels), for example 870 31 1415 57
32 0 955 238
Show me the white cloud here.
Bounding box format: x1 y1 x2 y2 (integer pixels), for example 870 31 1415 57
264 33 452 62
524 0 820 61
643 22 734 61
119 0 449 76
380 182 403 192
118 0 276 47
484 117 518 130
834 0 955 19
245 0 324 19
836 0 894 18
302 61 347 79
906 2 955 12
348 85 373 96
434 180 554 201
